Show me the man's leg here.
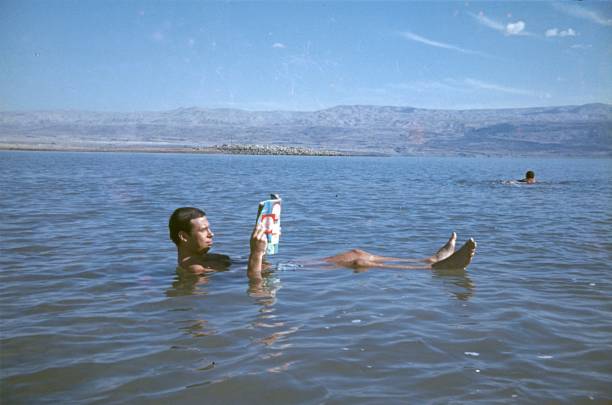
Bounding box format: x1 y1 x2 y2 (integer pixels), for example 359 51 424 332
323 232 457 266
374 238 477 270
323 237 476 270
373 232 457 264
322 248 380 268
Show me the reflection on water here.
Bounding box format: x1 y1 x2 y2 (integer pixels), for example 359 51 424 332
166 270 210 297
432 268 474 301
179 319 217 338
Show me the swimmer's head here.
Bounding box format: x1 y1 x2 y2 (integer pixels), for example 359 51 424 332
169 207 206 246
524 170 536 184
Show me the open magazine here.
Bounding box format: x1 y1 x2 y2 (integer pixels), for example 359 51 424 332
257 194 281 255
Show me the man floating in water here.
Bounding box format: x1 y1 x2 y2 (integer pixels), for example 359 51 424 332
169 207 477 280
518 170 536 184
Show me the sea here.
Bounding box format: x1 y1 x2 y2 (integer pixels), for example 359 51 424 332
1 151 611 404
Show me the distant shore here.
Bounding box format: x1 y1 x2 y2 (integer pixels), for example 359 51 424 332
2 103 610 157
0 143 366 156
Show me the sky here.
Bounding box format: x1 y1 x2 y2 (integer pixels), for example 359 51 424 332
1 0 611 112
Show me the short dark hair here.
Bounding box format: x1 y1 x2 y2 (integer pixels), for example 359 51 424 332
169 207 206 245
526 170 535 179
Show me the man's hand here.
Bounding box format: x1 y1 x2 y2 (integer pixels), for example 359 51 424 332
248 203 267 279
250 223 268 256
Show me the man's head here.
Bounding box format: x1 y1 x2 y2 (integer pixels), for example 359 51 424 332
169 207 214 253
525 170 535 184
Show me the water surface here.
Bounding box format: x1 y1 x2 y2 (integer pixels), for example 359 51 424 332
1 152 611 404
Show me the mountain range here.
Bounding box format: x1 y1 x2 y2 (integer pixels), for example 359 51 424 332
1 103 610 156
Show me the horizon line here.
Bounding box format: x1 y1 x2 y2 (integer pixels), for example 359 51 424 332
0 102 610 114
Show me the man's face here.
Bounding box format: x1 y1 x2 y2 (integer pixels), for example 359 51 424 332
186 216 214 254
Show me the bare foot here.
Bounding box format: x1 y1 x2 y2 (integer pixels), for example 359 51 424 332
426 232 457 263
431 238 476 270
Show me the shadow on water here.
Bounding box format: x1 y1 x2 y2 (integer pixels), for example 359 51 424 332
336 264 475 300
165 268 288 359
431 268 474 301
166 268 212 297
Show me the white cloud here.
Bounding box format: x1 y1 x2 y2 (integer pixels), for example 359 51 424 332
506 21 525 35
561 28 577 37
388 80 460 93
463 78 545 97
546 28 577 38
272 43 286 49
472 12 505 31
399 31 487 56
387 78 546 97
351 77 557 109
470 12 530 36
553 3 612 26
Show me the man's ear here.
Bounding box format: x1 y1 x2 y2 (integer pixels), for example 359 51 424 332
178 230 189 243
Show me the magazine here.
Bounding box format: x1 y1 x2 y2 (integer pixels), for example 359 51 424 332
257 194 282 255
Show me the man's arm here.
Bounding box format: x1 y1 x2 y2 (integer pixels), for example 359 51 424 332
248 223 267 280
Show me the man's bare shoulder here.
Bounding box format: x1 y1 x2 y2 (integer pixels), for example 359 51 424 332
205 253 231 262
178 254 231 275
179 263 212 275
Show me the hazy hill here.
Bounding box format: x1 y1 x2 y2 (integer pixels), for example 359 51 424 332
0 103 610 156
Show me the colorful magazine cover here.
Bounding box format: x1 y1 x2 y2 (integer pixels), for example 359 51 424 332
257 194 281 255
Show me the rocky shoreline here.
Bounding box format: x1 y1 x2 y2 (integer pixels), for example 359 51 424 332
203 144 349 156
